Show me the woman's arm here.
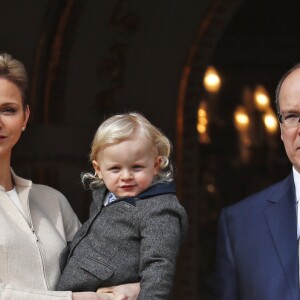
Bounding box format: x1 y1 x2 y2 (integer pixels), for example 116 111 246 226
0 284 131 300
97 283 140 300
0 283 72 300
73 282 141 300
73 291 130 300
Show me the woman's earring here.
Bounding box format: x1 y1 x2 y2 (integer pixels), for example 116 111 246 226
22 127 26 132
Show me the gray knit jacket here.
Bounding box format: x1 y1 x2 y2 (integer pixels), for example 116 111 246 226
57 181 188 300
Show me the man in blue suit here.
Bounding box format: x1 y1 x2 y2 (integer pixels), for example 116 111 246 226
209 64 300 300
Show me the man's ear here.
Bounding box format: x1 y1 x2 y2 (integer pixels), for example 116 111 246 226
280 124 284 142
92 160 102 178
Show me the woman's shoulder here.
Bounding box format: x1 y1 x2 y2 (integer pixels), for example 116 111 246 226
31 183 79 218
12 170 67 200
31 183 67 199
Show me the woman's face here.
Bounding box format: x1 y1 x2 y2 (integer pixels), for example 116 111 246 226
0 78 29 162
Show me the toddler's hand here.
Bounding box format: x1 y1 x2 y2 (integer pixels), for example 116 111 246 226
97 282 140 300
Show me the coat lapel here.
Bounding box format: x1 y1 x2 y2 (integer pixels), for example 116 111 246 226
92 187 107 210
265 174 298 298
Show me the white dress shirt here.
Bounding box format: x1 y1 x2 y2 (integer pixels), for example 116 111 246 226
292 167 300 239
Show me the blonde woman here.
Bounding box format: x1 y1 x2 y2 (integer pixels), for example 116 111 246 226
0 52 138 300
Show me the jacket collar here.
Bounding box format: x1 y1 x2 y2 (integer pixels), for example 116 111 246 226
11 169 32 189
92 180 176 208
266 173 294 204
135 181 176 199
0 169 32 192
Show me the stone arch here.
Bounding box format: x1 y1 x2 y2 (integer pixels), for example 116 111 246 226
29 0 87 124
174 0 245 298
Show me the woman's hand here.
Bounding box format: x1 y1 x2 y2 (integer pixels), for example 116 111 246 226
97 282 140 300
72 292 127 300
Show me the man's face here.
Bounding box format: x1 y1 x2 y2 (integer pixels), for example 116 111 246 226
279 68 300 172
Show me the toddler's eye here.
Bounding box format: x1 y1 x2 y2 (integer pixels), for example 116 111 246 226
109 167 120 173
133 165 143 170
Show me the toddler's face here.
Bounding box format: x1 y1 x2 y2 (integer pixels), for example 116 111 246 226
93 136 161 198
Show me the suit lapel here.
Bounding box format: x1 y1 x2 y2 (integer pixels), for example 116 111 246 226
265 174 298 298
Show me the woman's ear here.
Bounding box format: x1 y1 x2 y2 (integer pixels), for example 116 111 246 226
23 105 30 128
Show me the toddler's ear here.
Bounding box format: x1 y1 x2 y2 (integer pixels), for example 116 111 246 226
154 156 163 175
92 160 102 178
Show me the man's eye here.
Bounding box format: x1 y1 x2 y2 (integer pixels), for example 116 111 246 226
285 113 299 120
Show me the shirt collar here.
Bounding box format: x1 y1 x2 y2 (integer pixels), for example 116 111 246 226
292 166 300 203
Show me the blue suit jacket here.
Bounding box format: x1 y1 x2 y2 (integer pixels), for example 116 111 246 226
209 173 300 300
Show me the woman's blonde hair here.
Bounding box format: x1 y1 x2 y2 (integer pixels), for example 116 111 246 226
82 112 173 189
0 53 28 109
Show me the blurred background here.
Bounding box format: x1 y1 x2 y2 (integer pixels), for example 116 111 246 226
3 0 299 298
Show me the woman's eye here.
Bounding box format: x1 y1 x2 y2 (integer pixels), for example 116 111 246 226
1 107 17 115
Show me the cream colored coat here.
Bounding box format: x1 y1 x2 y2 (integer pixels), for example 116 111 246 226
0 171 80 300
